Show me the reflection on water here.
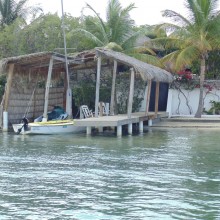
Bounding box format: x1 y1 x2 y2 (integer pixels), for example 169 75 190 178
0 129 220 219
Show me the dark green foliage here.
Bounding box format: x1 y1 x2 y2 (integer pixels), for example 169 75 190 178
116 73 145 113
73 82 96 110
206 51 220 79
73 80 111 111
0 74 6 100
205 101 220 115
0 13 93 58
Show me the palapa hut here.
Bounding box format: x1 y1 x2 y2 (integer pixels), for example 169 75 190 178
0 48 173 131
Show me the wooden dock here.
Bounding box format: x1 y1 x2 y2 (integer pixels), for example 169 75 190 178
74 111 168 136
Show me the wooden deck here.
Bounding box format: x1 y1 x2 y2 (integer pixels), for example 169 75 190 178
74 111 168 136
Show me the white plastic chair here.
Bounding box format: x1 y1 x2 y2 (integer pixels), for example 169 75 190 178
98 102 106 116
80 105 93 118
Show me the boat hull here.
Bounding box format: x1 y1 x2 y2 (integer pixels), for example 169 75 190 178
12 120 85 135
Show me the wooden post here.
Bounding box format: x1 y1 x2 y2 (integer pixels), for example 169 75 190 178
4 64 14 111
110 60 117 115
43 58 54 121
145 79 152 116
155 81 160 116
127 68 135 119
95 56 101 117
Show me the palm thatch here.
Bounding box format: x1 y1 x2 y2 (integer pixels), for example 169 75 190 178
0 49 173 83
96 48 173 83
0 52 53 74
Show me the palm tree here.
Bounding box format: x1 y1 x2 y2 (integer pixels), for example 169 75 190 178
0 0 41 28
70 0 161 66
153 0 220 117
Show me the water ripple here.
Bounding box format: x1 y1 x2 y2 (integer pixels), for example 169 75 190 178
0 129 220 219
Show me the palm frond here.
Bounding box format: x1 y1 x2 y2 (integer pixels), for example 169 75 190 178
128 53 163 68
121 28 145 49
85 3 107 33
83 16 109 44
68 28 104 47
175 46 200 69
162 9 192 26
124 46 157 56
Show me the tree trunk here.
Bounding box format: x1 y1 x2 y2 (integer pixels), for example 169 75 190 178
195 56 206 118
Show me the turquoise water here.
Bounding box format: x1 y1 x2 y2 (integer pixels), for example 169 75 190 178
0 128 220 219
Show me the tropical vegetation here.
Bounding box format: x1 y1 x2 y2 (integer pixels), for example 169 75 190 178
0 0 220 117
70 0 161 65
0 0 42 28
150 0 220 117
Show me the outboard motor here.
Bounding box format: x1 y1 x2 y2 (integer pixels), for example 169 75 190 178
16 117 29 134
22 117 29 131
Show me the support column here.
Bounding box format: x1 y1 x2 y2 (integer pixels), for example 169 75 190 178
3 111 8 132
128 123 133 135
145 80 152 116
166 88 173 118
95 56 101 117
117 125 122 137
87 126 92 135
127 68 135 119
139 121 143 133
110 60 117 115
155 81 160 116
148 119 152 127
3 64 14 132
4 64 14 112
43 58 54 122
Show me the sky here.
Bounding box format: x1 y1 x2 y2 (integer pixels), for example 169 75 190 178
28 0 187 26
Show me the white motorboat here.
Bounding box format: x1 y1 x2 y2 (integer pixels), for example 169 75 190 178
12 119 85 135
12 0 86 135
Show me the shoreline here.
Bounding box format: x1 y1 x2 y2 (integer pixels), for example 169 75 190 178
152 116 220 128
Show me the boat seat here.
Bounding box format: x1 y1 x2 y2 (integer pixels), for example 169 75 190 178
80 105 94 118
57 112 68 120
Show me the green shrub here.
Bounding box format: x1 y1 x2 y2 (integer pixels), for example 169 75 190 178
0 74 6 101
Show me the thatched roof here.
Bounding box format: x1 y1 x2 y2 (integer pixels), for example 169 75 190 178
0 49 173 83
0 52 52 73
96 48 173 83
0 51 84 74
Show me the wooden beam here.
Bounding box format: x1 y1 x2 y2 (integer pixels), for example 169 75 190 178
127 68 135 119
145 79 152 116
4 64 14 111
110 60 117 115
95 56 101 117
43 58 54 121
155 81 160 116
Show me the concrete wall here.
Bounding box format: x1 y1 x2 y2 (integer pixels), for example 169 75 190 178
167 87 220 116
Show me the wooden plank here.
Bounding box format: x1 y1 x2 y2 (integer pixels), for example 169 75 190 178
127 68 135 119
145 80 152 116
4 64 14 111
43 58 54 121
110 60 117 115
95 56 101 117
155 81 160 116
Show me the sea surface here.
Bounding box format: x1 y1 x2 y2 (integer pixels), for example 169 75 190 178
0 128 220 220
